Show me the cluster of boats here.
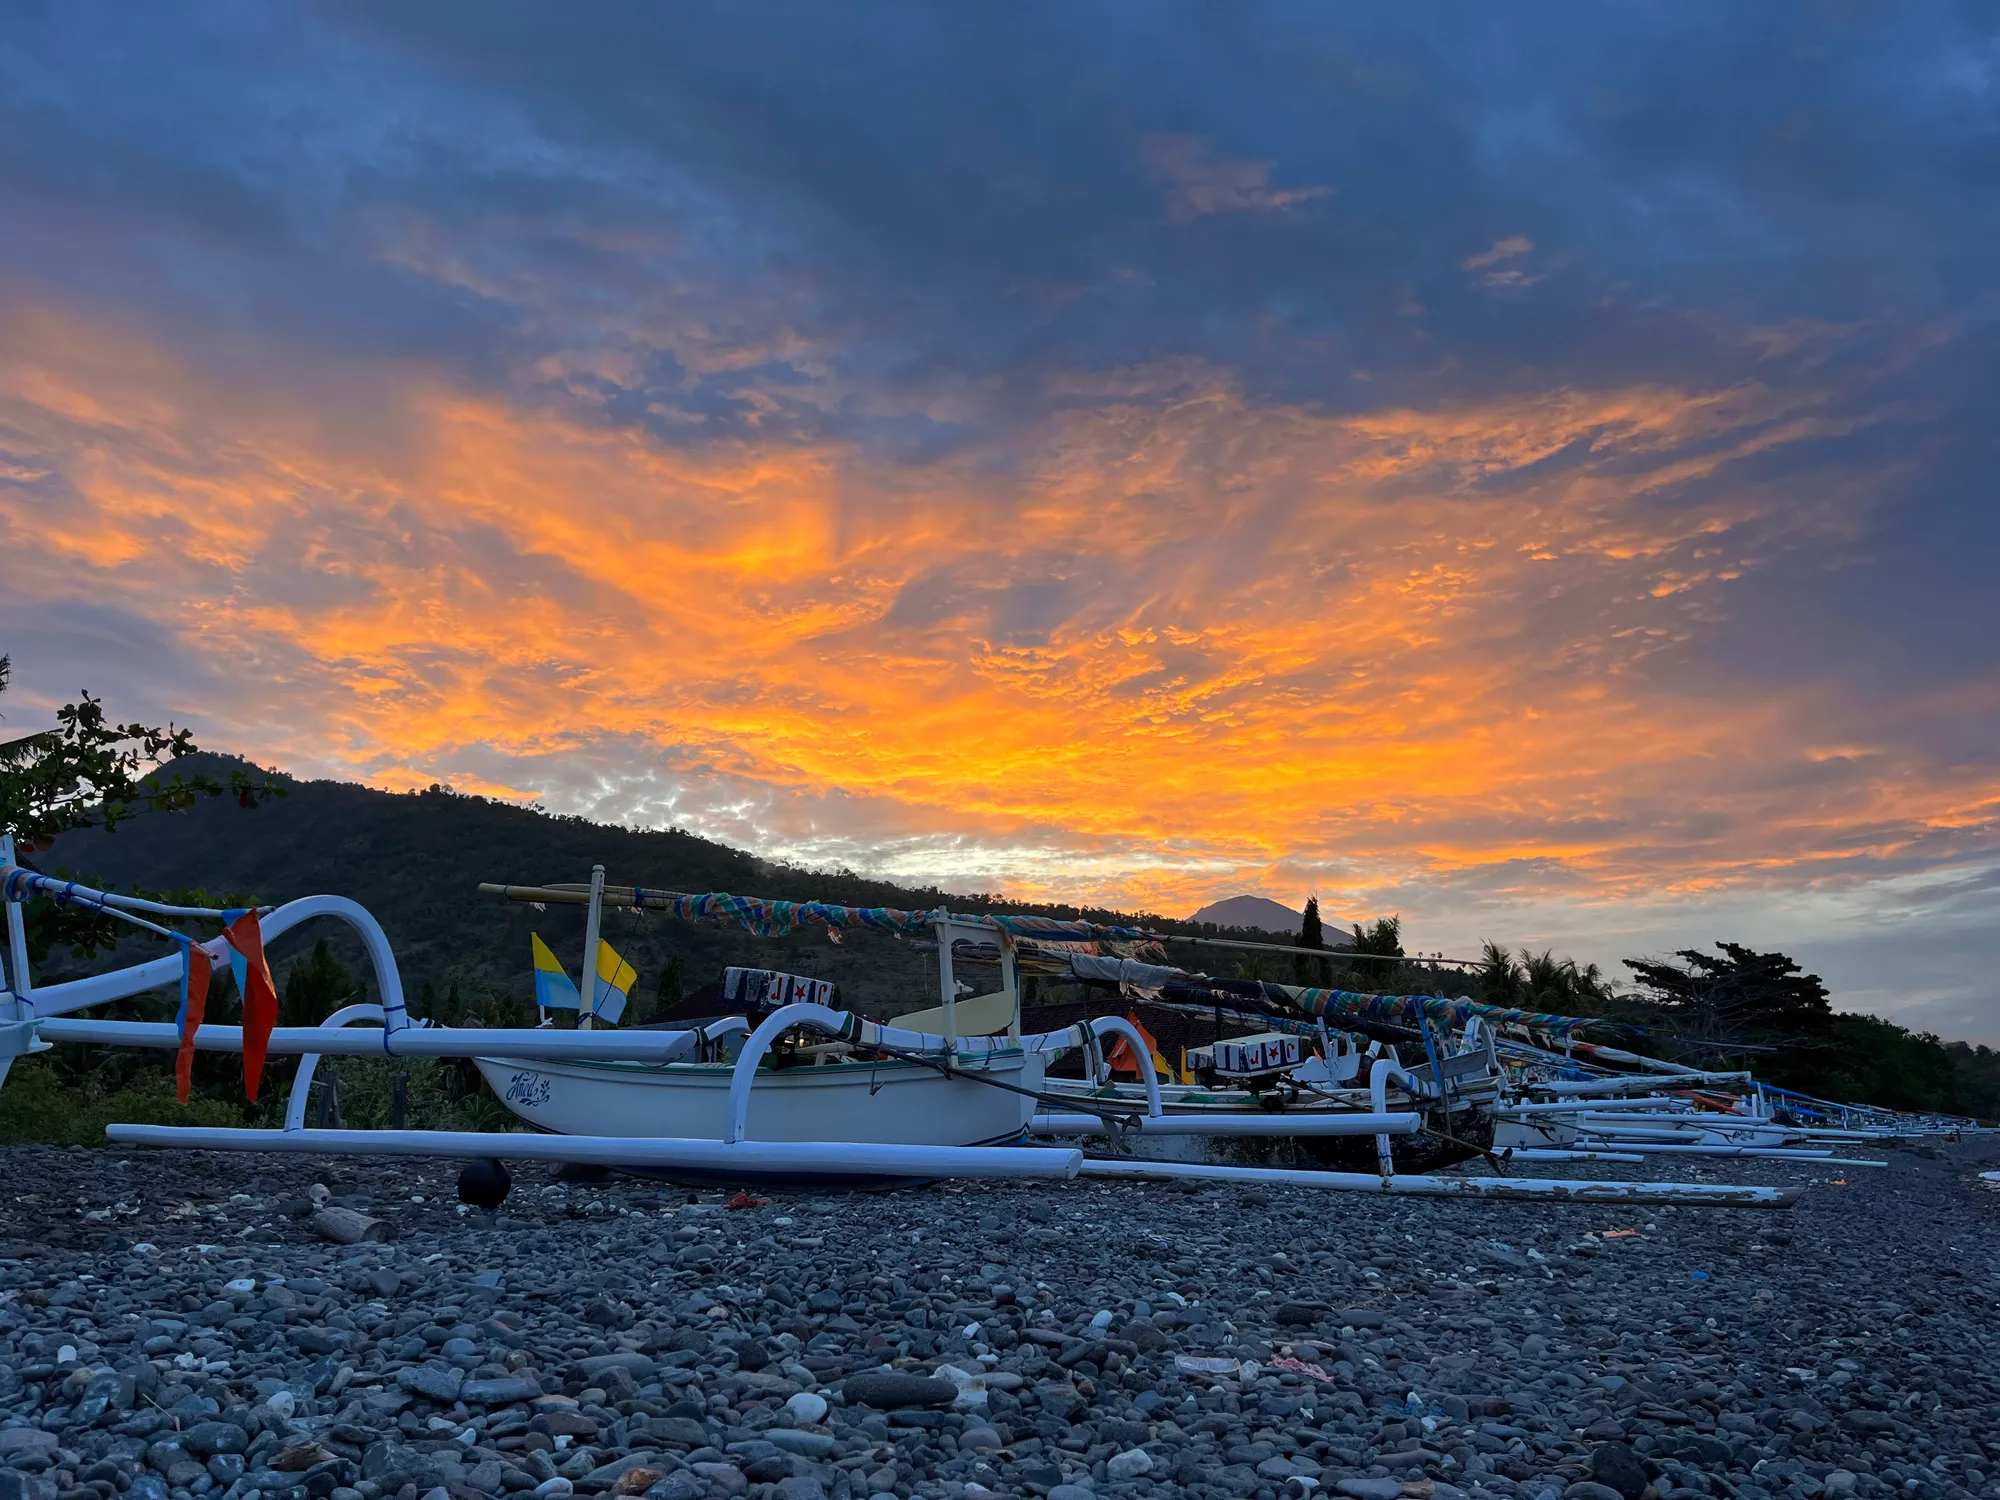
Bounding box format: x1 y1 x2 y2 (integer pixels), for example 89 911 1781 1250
0 845 1977 1211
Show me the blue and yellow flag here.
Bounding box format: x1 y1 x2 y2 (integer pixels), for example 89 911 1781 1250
531 934 638 1022
592 941 638 1024
532 933 582 1012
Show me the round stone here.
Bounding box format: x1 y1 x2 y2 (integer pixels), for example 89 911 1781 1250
784 1391 828 1425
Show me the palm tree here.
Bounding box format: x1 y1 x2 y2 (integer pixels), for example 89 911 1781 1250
1477 941 1522 1004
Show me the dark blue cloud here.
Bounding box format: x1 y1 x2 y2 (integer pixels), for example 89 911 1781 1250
4 1 1991 442
303 3 1996 391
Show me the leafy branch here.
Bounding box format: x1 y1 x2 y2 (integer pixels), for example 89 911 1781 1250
0 655 283 847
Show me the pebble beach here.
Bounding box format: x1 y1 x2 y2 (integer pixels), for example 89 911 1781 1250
2 1142 1996 1500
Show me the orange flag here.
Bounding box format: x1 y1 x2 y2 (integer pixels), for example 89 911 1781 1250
225 910 279 1100
1105 1010 1165 1080
175 945 213 1104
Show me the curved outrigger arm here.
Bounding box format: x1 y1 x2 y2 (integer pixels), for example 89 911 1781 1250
3 872 707 1065
8 891 410 1023
722 1001 1166 1145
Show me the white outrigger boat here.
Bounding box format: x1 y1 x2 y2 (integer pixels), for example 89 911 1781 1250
1487 1037 1905 1167
465 877 1425 1179
0 841 1809 1206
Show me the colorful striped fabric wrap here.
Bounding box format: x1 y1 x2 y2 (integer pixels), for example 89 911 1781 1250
639 890 1156 945
986 913 1151 945
647 891 939 937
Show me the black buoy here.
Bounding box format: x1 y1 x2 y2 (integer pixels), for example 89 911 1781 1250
457 1157 512 1210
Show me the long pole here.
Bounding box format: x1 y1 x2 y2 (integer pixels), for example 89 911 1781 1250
1075 1156 1802 1208
578 864 606 1029
476 882 1482 968
105 1125 1084 1182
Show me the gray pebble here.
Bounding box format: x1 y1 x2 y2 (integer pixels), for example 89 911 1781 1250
180 1424 249 1458
1588 1442 1648 1500
763 1430 832 1458
838 1372 955 1409
0 1143 1993 1500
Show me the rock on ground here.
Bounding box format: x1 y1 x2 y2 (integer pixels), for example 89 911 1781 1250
0 1140 1996 1500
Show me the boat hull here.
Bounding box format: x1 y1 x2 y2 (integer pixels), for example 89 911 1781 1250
473 1050 1045 1187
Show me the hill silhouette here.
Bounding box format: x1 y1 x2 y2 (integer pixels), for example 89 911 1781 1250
33 755 1251 1021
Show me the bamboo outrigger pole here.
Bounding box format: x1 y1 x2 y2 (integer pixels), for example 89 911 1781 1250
475 882 1478 966
1144 931 1481 968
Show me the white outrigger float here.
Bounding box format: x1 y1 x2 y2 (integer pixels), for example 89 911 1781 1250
1486 1037 1910 1168
0 841 1806 1206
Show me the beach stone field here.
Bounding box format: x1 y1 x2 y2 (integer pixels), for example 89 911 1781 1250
1 1143 1996 1500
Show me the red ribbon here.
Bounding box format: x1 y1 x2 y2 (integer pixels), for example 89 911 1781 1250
225 910 279 1100
175 946 213 1105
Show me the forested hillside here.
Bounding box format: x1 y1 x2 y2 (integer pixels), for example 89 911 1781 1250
34 755 1195 1021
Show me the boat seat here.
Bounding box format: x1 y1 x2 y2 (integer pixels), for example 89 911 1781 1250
893 989 1018 1038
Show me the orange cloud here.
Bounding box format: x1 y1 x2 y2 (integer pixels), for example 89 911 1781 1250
5 296 1993 927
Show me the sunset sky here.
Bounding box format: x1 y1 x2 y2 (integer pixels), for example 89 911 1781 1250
3 5 1997 1037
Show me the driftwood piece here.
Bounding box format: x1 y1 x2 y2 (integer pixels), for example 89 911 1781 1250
311 1205 392 1244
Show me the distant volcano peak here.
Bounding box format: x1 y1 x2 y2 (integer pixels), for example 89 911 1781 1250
1188 894 1305 935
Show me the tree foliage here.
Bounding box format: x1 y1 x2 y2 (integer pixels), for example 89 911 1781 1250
1294 896 1330 986
1611 942 2000 1119
279 938 356 1028
0 663 282 967
1621 942 1833 1045
1297 896 1324 951
652 953 685 1019
1349 915 1404 958
0 658 280 848
1477 941 1616 1014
